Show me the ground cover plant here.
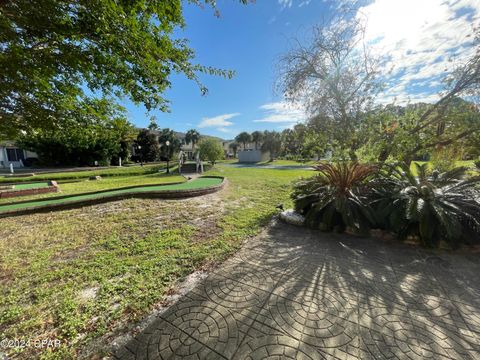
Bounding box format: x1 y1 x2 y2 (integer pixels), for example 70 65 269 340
0 166 311 359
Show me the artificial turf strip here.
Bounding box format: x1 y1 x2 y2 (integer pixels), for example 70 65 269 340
0 177 223 213
12 182 51 190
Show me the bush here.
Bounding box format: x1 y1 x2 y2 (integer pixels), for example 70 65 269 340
198 138 224 165
475 159 480 170
290 161 480 248
292 162 378 235
23 157 40 167
372 162 480 248
430 146 460 173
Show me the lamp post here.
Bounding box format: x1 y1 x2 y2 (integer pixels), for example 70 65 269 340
165 140 170 174
136 145 143 166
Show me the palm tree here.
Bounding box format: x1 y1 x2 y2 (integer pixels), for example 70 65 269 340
185 129 200 151
235 132 252 150
261 130 282 161
228 142 239 158
251 131 264 150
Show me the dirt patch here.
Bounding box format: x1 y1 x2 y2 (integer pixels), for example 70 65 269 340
78 286 99 302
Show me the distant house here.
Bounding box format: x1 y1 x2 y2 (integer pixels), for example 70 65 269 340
222 141 234 158
178 133 225 160
222 140 258 158
0 141 38 169
224 139 269 162
238 150 270 163
177 133 196 160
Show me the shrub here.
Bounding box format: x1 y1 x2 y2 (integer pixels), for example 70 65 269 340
475 159 480 170
292 162 378 235
198 138 224 165
372 162 480 248
430 146 460 173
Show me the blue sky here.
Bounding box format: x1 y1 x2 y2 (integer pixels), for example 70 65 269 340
123 0 479 139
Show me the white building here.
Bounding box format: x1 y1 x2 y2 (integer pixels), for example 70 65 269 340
237 149 270 163
0 141 38 169
222 140 259 158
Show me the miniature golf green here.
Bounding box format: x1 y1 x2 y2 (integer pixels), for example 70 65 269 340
10 182 51 190
0 176 223 214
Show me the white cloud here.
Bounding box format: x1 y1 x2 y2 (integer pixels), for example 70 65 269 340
217 127 234 133
278 0 311 9
254 102 307 126
278 0 293 9
355 0 479 104
198 113 240 132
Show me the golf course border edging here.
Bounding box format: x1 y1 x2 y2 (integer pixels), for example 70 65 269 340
0 181 59 199
0 176 226 218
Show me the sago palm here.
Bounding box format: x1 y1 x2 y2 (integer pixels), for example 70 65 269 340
292 162 378 235
372 162 480 247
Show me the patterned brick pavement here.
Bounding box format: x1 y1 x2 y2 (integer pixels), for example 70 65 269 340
115 221 480 359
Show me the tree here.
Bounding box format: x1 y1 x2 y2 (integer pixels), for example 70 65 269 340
277 14 381 161
228 142 239 158
18 98 133 166
136 130 160 163
279 19 480 163
0 0 249 139
261 131 282 161
235 132 252 150
111 117 137 165
185 129 201 151
288 124 309 158
158 128 181 161
397 29 480 162
251 131 264 150
303 130 327 160
148 116 159 131
198 138 224 165
465 129 480 159
359 24 480 164
359 98 480 163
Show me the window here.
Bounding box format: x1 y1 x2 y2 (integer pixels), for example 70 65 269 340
6 148 25 162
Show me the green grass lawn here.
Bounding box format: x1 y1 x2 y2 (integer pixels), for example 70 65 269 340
257 159 317 166
0 166 311 359
409 160 476 175
0 164 173 184
223 159 316 166
217 158 238 164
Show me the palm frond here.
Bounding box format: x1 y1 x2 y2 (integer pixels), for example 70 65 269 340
292 162 378 235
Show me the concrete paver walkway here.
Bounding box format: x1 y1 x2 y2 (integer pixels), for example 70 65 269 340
115 221 480 359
